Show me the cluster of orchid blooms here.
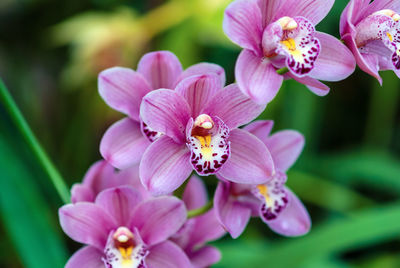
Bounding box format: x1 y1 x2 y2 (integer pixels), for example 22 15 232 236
58 0 400 267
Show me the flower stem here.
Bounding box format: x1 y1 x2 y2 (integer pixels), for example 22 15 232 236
187 200 213 218
0 79 70 204
276 67 289 75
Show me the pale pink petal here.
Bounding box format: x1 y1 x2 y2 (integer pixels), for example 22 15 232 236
243 120 274 144
140 136 192 196
59 203 117 250
98 67 151 121
131 196 187 246
266 130 305 172
71 184 95 203
190 246 221 268
188 209 226 247
218 129 274 184
178 62 226 87
257 0 281 27
95 186 142 227
289 74 330 96
364 0 400 17
137 51 183 89
140 89 191 143
309 32 356 81
236 49 283 105
201 83 265 129
223 0 263 53
182 176 208 210
65 246 104 268
214 181 252 238
146 241 192 268
175 74 221 118
100 118 150 169
266 187 311 236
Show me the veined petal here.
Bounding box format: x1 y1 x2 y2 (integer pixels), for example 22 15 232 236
310 32 356 81
146 241 192 268
236 49 283 105
257 0 281 27
178 62 226 87
131 196 187 246
98 67 151 121
59 203 117 250
223 0 263 54
100 118 150 169
272 0 334 25
266 187 311 236
243 120 274 145
182 176 208 210
175 74 221 118
188 209 226 247
140 89 191 143
214 181 252 239
354 14 393 47
140 136 192 196
137 51 183 89
95 186 142 227
71 184 95 203
65 246 104 268
289 72 330 96
364 0 400 18
218 129 274 184
190 246 221 268
202 84 265 129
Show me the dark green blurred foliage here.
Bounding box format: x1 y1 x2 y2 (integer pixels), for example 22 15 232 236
1 0 400 267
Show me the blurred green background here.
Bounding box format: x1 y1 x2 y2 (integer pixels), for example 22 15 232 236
1 0 400 267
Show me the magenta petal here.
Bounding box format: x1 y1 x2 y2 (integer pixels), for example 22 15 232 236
273 0 335 25
266 130 305 172
243 120 274 144
98 67 151 121
190 246 221 268
218 129 274 184
266 187 311 236
65 246 104 268
131 196 187 246
258 0 281 27
289 74 330 96
223 0 263 53
364 0 400 17
236 49 283 105
189 209 226 246
146 241 192 268
59 203 116 250
140 136 192 196
71 184 95 203
178 62 226 87
201 83 265 129
175 74 221 118
95 186 142 227
182 175 208 210
310 32 356 81
137 51 183 89
214 182 251 238
100 118 150 169
140 89 191 143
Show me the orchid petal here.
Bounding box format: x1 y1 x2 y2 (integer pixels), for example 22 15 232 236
223 0 263 53
190 246 221 268
218 129 274 184
188 209 226 247
214 181 252 238
236 49 283 105
65 246 104 268
100 118 150 169
137 51 183 89
140 89 191 143
178 62 226 87
98 67 151 121
243 120 274 144
140 136 192 196
71 184 94 203
289 74 330 96
59 203 116 250
175 74 221 118
182 176 208 210
201 84 265 129
364 0 400 17
131 196 187 246
266 187 311 236
146 241 192 268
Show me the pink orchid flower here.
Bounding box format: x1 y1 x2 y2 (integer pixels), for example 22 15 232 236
139 73 275 196
340 0 400 83
214 120 311 238
171 176 226 268
60 186 192 267
224 0 356 105
70 160 151 203
99 50 225 169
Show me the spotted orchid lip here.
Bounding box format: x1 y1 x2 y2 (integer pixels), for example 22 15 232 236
140 120 163 143
187 115 230 175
